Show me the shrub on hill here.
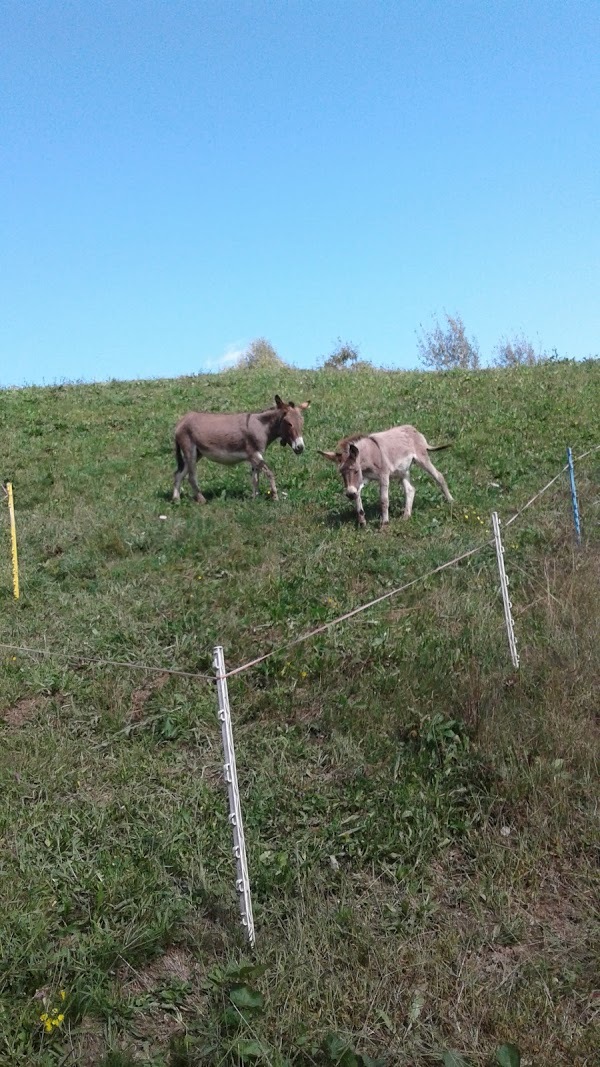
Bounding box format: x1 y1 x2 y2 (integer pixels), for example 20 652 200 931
492 334 552 367
322 338 373 371
236 338 288 370
417 313 481 370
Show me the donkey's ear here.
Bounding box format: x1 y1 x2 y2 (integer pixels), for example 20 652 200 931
349 443 359 458
318 449 338 463
274 395 285 409
299 401 310 410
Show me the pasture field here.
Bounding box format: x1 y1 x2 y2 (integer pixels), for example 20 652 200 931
0 361 599 1066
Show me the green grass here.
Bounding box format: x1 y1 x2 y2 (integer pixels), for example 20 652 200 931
0 361 599 1065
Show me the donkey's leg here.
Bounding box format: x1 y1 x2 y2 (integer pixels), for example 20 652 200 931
415 453 453 503
355 489 367 527
186 449 207 504
402 475 416 519
379 474 391 526
249 452 278 500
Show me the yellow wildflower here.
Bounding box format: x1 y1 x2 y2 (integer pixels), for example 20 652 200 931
40 996 66 1034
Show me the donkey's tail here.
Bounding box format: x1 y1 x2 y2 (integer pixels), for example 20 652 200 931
426 441 452 452
175 440 186 471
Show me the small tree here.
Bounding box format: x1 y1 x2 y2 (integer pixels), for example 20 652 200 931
493 334 547 368
322 338 368 370
417 313 480 371
239 337 286 370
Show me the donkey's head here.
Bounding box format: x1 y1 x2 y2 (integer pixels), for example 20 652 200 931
318 441 364 499
275 396 310 454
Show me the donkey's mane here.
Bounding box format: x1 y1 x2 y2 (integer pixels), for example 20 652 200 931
338 432 367 451
257 407 281 424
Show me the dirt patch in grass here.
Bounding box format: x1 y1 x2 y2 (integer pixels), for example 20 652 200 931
70 1016 105 1067
291 700 326 726
200 761 227 789
117 947 208 1054
129 672 170 721
1 695 47 727
117 946 196 995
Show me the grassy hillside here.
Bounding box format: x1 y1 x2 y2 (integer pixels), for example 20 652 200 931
0 362 599 1066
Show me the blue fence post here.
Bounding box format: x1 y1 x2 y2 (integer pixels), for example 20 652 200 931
566 446 582 545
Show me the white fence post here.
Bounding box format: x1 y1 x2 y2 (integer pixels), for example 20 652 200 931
566 446 582 545
213 645 256 947
491 512 520 669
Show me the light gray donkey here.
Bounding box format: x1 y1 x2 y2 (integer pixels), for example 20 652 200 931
173 395 310 503
319 425 453 526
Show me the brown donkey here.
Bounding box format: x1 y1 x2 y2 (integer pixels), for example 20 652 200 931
319 425 453 526
173 395 310 503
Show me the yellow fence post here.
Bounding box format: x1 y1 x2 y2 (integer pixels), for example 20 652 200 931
6 482 20 599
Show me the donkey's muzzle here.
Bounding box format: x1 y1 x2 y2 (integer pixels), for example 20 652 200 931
292 439 305 454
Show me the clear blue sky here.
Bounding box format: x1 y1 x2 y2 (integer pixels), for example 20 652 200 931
2 1 599 387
